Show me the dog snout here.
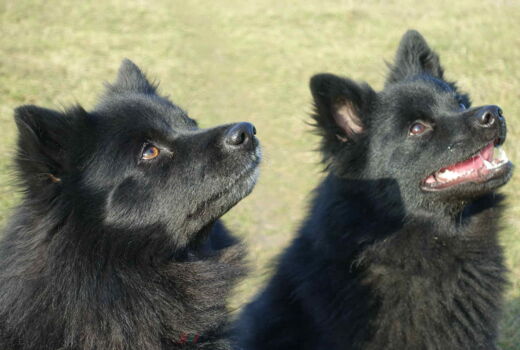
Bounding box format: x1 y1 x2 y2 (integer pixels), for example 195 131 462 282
224 122 257 150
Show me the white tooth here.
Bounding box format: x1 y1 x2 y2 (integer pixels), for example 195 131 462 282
494 146 508 163
483 160 494 169
436 169 459 181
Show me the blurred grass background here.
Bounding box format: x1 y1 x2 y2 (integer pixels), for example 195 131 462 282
0 0 519 348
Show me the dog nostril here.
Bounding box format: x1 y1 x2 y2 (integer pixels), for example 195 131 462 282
234 132 246 145
224 122 256 148
227 131 247 146
477 109 496 128
482 112 492 125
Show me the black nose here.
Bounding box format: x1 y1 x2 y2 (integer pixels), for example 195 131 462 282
224 122 256 149
474 105 502 128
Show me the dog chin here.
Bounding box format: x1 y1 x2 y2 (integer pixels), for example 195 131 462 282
215 163 260 212
180 142 261 240
188 160 260 225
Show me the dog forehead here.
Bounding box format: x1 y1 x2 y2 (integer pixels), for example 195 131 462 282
383 80 457 115
410 74 454 92
96 93 196 131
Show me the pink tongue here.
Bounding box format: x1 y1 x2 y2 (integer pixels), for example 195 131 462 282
441 143 493 173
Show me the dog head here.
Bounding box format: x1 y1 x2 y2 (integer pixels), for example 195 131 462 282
14 59 261 250
310 30 512 213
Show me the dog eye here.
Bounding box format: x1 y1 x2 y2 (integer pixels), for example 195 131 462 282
141 144 160 160
459 103 467 110
409 122 430 136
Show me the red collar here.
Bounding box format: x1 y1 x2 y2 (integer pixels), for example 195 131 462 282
175 333 201 345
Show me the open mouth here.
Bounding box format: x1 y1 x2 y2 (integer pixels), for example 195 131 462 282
421 141 510 191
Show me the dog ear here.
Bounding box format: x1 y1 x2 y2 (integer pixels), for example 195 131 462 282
108 59 157 95
14 105 76 190
385 30 444 85
310 73 375 144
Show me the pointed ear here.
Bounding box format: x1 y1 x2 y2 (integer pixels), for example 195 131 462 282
310 73 375 144
14 105 75 189
108 59 157 95
385 30 444 85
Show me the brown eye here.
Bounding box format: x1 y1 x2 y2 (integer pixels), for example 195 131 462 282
141 145 160 160
409 122 429 136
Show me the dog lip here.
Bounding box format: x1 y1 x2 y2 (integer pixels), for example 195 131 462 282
420 140 511 191
421 160 512 192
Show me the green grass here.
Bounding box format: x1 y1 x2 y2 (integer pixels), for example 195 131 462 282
0 0 519 347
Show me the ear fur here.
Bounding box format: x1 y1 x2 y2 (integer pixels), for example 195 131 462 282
385 30 444 85
14 105 77 190
106 59 157 95
310 73 376 144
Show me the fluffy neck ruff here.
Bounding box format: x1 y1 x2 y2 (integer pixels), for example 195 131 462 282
0 209 246 350
307 174 506 349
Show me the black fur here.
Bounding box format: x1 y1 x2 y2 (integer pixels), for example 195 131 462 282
236 30 513 350
0 59 261 350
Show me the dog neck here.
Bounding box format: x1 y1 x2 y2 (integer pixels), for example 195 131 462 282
305 174 505 348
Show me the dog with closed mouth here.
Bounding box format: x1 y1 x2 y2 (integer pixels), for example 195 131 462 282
236 30 513 350
0 59 261 350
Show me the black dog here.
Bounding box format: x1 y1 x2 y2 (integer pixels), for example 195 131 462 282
236 30 513 350
0 59 261 350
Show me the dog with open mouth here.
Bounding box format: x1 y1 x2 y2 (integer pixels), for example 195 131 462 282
0 59 261 350
236 30 513 350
